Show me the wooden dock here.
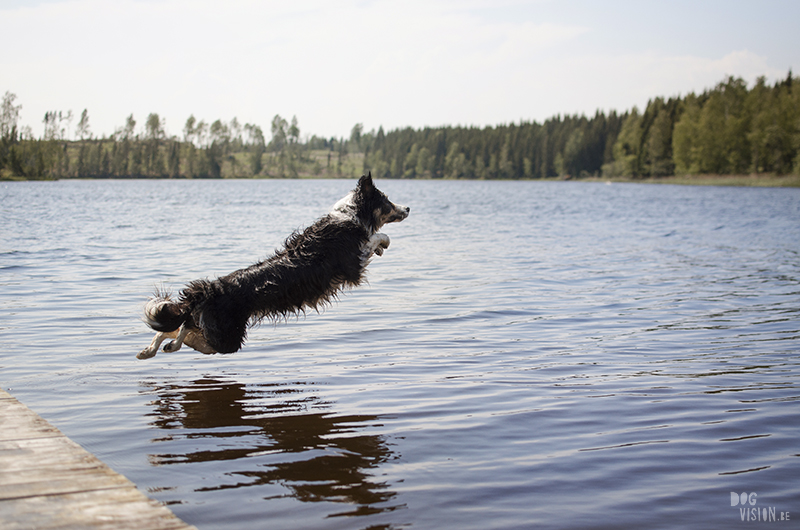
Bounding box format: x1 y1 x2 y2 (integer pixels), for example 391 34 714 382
0 388 197 530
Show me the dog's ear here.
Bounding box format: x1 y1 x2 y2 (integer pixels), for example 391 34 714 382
358 173 374 191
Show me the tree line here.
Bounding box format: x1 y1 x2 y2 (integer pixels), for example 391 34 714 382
1 71 798 180
0 102 270 179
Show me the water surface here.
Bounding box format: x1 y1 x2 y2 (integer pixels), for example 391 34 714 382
1 179 799 529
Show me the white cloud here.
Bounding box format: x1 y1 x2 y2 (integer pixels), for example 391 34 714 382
0 0 792 139
530 49 784 118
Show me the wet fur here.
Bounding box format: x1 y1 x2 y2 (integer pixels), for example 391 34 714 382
138 174 408 359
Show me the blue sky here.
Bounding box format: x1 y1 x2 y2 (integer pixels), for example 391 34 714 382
1 0 798 140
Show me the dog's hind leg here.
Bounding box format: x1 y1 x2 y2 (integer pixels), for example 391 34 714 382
138 330 175 360
163 323 190 353
184 330 217 354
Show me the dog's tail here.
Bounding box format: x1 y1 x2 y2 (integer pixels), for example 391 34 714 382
143 292 188 332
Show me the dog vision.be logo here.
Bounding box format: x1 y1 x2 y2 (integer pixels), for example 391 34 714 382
731 492 791 522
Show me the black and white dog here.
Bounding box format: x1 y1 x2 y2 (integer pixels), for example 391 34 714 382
137 174 409 359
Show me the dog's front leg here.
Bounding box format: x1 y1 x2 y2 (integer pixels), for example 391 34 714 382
364 232 391 257
373 233 390 256
163 323 190 353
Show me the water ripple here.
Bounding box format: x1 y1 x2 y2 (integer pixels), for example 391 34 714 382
1 180 799 529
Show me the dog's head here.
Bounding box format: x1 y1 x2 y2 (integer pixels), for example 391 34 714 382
334 173 409 233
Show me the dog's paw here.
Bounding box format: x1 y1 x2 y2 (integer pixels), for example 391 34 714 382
137 348 157 360
163 340 182 353
373 233 390 256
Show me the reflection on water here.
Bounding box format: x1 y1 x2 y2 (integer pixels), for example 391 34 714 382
141 378 401 519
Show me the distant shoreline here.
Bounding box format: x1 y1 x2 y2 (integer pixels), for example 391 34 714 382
4 174 799 187
584 174 800 188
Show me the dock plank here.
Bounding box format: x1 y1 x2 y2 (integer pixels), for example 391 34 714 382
0 437 100 475
0 488 192 530
0 388 197 530
0 399 63 442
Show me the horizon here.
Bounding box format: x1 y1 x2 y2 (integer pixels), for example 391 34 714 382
2 0 798 140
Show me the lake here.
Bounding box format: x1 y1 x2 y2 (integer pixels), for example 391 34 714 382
1 178 798 529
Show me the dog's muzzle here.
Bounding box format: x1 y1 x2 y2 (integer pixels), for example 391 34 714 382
391 205 410 222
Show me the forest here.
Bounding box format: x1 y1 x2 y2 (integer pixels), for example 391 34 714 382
1 72 798 181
